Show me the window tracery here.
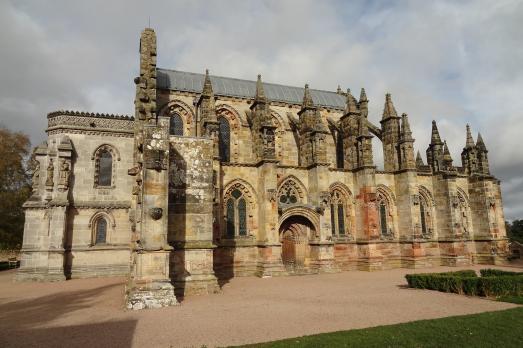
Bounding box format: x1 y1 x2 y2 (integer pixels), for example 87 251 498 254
224 189 248 237
330 188 351 237
93 145 118 188
376 187 395 239
169 113 184 136
218 116 230 162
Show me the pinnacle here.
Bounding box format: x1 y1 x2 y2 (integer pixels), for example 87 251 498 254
476 132 487 151
465 124 475 149
416 151 424 166
443 141 453 162
302 84 314 108
254 73 267 102
401 113 413 141
431 120 443 145
202 69 214 97
359 88 368 103
346 89 359 114
382 93 398 119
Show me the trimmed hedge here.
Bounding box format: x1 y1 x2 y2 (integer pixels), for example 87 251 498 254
405 269 523 298
480 269 523 277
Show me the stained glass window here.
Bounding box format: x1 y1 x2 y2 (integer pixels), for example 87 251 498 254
95 218 107 244
330 203 336 235
420 202 427 235
238 198 247 236
219 117 230 162
337 204 345 235
226 199 235 238
98 150 112 186
170 113 183 136
231 189 242 199
379 201 388 236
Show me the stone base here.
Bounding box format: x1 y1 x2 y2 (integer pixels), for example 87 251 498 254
440 255 472 267
357 257 384 271
15 268 66 282
400 257 434 269
126 281 179 310
174 275 220 297
255 245 287 277
474 253 509 266
171 248 220 297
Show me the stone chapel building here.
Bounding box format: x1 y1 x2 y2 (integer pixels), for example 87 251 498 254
17 28 508 309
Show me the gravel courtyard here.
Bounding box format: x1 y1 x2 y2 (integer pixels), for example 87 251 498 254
0 265 520 348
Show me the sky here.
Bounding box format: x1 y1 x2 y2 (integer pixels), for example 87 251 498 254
1 0 522 220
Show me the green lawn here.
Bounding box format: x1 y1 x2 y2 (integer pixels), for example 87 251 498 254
239 307 523 348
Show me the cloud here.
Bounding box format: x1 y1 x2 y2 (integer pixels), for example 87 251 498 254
1 0 522 219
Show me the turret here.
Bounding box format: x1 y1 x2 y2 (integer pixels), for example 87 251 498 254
250 74 276 160
461 124 478 175
297 84 329 166
426 120 444 172
196 69 220 157
399 113 416 170
380 93 401 171
356 115 374 168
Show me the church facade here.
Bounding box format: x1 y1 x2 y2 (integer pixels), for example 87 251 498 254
17 28 508 309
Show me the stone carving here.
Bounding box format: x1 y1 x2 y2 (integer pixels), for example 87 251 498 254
48 114 134 132
59 160 70 190
149 207 163 220
45 159 54 187
31 161 40 191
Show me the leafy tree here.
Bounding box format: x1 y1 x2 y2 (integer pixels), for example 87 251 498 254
0 126 31 250
508 220 523 244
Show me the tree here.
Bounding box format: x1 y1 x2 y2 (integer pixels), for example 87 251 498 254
0 126 31 250
507 219 523 244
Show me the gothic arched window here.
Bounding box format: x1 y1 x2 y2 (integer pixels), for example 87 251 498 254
170 113 184 136
330 189 349 236
224 189 248 237
218 117 230 162
420 202 427 235
379 201 388 236
95 218 107 244
97 150 113 187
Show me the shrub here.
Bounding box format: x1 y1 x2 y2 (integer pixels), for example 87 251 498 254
480 269 523 277
406 271 523 298
478 275 523 297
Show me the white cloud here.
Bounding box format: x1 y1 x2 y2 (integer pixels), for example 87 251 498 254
1 0 522 219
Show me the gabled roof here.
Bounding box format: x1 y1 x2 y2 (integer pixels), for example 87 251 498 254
157 68 346 110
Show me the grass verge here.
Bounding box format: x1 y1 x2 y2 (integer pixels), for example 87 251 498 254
238 307 523 348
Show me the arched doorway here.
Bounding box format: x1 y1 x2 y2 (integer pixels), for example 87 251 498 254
279 215 315 273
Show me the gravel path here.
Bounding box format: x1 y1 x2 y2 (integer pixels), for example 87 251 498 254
0 265 520 347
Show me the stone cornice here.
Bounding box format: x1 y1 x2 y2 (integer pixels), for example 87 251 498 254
70 201 132 209
47 110 134 120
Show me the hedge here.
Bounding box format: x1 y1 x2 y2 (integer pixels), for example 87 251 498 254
480 269 523 277
405 270 523 298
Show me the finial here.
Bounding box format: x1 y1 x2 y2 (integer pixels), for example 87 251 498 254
359 88 368 102
382 93 398 119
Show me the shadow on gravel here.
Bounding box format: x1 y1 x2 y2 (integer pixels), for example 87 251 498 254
0 320 137 347
0 283 136 347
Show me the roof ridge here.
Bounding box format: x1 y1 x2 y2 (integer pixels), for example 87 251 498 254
156 67 342 96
